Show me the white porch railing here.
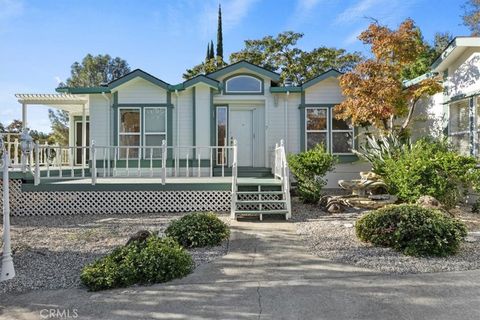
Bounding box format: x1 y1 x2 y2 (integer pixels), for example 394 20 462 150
274 140 292 219
4 137 70 168
21 139 238 188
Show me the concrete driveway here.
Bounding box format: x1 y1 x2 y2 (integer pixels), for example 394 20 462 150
1 220 479 320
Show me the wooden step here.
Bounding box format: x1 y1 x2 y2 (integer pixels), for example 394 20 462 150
234 210 289 215
236 200 286 204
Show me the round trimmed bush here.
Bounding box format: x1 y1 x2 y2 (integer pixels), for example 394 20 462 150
355 204 467 257
80 236 193 291
165 212 230 248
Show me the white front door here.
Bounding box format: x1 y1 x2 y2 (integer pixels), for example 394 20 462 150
230 110 253 166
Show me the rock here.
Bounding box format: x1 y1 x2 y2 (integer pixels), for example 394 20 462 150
416 195 442 209
465 236 477 243
126 230 152 245
327 203 344 213
343 223 354 228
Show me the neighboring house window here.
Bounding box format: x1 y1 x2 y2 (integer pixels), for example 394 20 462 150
118 108 141 158
216 106 228 165
225 75 262 93
305 107 354 154
449 100 470 156
144 107 167 158
331 109 354 154
305 107 328 150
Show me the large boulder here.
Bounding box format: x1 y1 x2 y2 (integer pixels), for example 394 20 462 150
126 230 152 246
416 195 442 209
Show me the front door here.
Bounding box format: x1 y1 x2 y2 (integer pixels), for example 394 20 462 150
230 110 253 166
75 121 90 165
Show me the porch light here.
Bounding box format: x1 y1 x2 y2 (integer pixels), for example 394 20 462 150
0 133 15 281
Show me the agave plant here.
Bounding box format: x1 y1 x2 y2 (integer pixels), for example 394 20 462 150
353 132 411 176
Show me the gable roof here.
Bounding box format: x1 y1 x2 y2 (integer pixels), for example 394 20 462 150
108 69 171 90
206 60 281 82
301 69 343 90
432 36 480 72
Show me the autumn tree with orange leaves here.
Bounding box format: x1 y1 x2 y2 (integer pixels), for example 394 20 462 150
334 19 443 136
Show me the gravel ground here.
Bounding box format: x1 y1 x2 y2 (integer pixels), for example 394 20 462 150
292 197 480 274
0 213 230 294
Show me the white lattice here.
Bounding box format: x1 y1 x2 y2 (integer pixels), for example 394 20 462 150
1 179 231 216
237 193 285 211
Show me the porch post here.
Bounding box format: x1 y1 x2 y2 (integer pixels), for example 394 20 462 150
21 103 27 130
82 104 87 166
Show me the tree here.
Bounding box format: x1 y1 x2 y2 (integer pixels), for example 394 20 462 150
209 41 215 60
462 0 480 35
0 122 5 133
217 4 224 60
48 109 69 145
433 32 454 54
6 120 23 133
334 19 443 135
183 58 220 79
66 54 131 87
229 31 362 84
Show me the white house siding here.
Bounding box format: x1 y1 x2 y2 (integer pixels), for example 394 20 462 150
89 94 111 149
410 92 446 140
174 88 193 158
286 93 302 154
305 78 343 104
447 48 480 98
117 77 167 104
194 84 211 159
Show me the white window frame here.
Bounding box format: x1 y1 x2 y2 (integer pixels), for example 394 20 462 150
215 106 228 165
448 100 471 156
225 75 262 93
143 107 167 159
305 107 329 151
330 109 355 155
118 107 141 159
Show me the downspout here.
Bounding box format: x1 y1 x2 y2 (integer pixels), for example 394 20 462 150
284 91 290 152
175 89 179 148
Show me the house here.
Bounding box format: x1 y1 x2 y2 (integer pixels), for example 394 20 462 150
412 37 480 155
7 60 366 218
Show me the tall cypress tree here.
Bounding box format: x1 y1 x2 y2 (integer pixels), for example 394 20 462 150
209 40 215 60
206 43 210 61
216 4 223 59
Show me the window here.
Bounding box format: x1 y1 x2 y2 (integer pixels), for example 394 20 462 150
216 106 228 164
144 107 167 158
304 107 354 153
305 108 328 150
331 109 354 154
118 108 140 158
225 75 262 93
449 100 470 156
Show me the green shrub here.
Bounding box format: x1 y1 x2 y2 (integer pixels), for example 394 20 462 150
356 204 468 257
165 212 230 248
80 236 193 291
287 145 337 203
380 139 479 208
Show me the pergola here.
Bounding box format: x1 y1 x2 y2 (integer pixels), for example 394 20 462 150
15 93 89 165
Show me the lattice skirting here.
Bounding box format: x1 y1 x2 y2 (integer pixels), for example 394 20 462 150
0 179 231 216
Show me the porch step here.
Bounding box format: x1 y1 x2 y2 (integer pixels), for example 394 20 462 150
213 167 273 178
236 200 287 204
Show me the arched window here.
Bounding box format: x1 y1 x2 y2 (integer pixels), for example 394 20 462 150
225 75 262 93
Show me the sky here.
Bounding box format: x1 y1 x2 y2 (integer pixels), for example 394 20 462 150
0 0 471 133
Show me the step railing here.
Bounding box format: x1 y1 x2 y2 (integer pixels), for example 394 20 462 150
274 140 292 219
230 139 238 219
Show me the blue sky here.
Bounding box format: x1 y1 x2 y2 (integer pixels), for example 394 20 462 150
0 0 470 132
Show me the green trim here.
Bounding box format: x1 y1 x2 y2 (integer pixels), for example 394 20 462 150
108 69 171 90
206 60 281 82
113 103 173 108
56 87 110 94
22 181 231 192
301 69 342 89
222 73 264 95
113 92 118 105
182 75 220 90
270 86 302 93
210 88 215 146
72 115 90 121
443 90 480 104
